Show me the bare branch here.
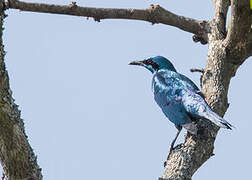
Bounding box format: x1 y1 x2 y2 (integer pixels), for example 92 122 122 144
225 0 252 46
6 0 209 41
212 0 229 39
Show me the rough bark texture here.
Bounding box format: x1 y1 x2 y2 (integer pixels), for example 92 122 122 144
0 1 42 179
1 0 252 179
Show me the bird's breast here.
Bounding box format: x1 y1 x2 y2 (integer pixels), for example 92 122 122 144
152 75 167 92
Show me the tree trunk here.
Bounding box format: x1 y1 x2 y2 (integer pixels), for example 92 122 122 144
0 1 42 179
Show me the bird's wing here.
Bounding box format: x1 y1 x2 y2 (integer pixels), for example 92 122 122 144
154 70 233 130
182 91 233 129
177 73 233 129
178 73 206 99
177 73 200 91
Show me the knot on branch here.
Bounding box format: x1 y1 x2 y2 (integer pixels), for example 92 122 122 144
147 4 164 25
93 16 101 22
192 21 209 45
192 33 207 45
69 2 77 9
129 9 134 16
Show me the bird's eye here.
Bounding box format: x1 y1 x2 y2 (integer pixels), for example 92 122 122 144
146 59 152 64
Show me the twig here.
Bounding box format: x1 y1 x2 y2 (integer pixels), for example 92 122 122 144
190 68 204 73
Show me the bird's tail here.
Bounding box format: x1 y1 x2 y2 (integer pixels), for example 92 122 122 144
203 107 234 130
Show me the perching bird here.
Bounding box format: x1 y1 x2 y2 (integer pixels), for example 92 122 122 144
129 56 233 160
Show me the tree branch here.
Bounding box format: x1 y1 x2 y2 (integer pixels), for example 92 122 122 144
212 0 229 40
6 0 209 43
225 0 252 46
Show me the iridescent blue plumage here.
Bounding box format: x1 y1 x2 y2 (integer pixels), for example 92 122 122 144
129 56 233 158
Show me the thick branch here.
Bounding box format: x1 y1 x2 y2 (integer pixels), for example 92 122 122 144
6 0 208 40
225 0 252 46
212 0 229 40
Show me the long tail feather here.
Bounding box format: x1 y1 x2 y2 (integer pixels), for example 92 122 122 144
204 107 234 130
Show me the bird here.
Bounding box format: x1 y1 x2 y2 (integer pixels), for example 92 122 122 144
129 56 233 162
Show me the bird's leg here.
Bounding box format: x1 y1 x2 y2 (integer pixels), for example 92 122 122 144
164 128 182 167
169 128 182 156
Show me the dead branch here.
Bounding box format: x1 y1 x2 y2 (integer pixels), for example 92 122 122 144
212 0 229 39
225 0 252 47
6 0 209 43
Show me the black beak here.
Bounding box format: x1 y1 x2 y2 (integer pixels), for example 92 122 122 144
128 60 145 66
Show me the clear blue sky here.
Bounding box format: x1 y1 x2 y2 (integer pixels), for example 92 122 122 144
2 0 252 179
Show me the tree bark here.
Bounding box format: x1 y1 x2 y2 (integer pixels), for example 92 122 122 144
0 1 42 179
2 0 252 179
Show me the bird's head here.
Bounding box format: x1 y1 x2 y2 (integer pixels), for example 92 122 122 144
129 56 176 73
